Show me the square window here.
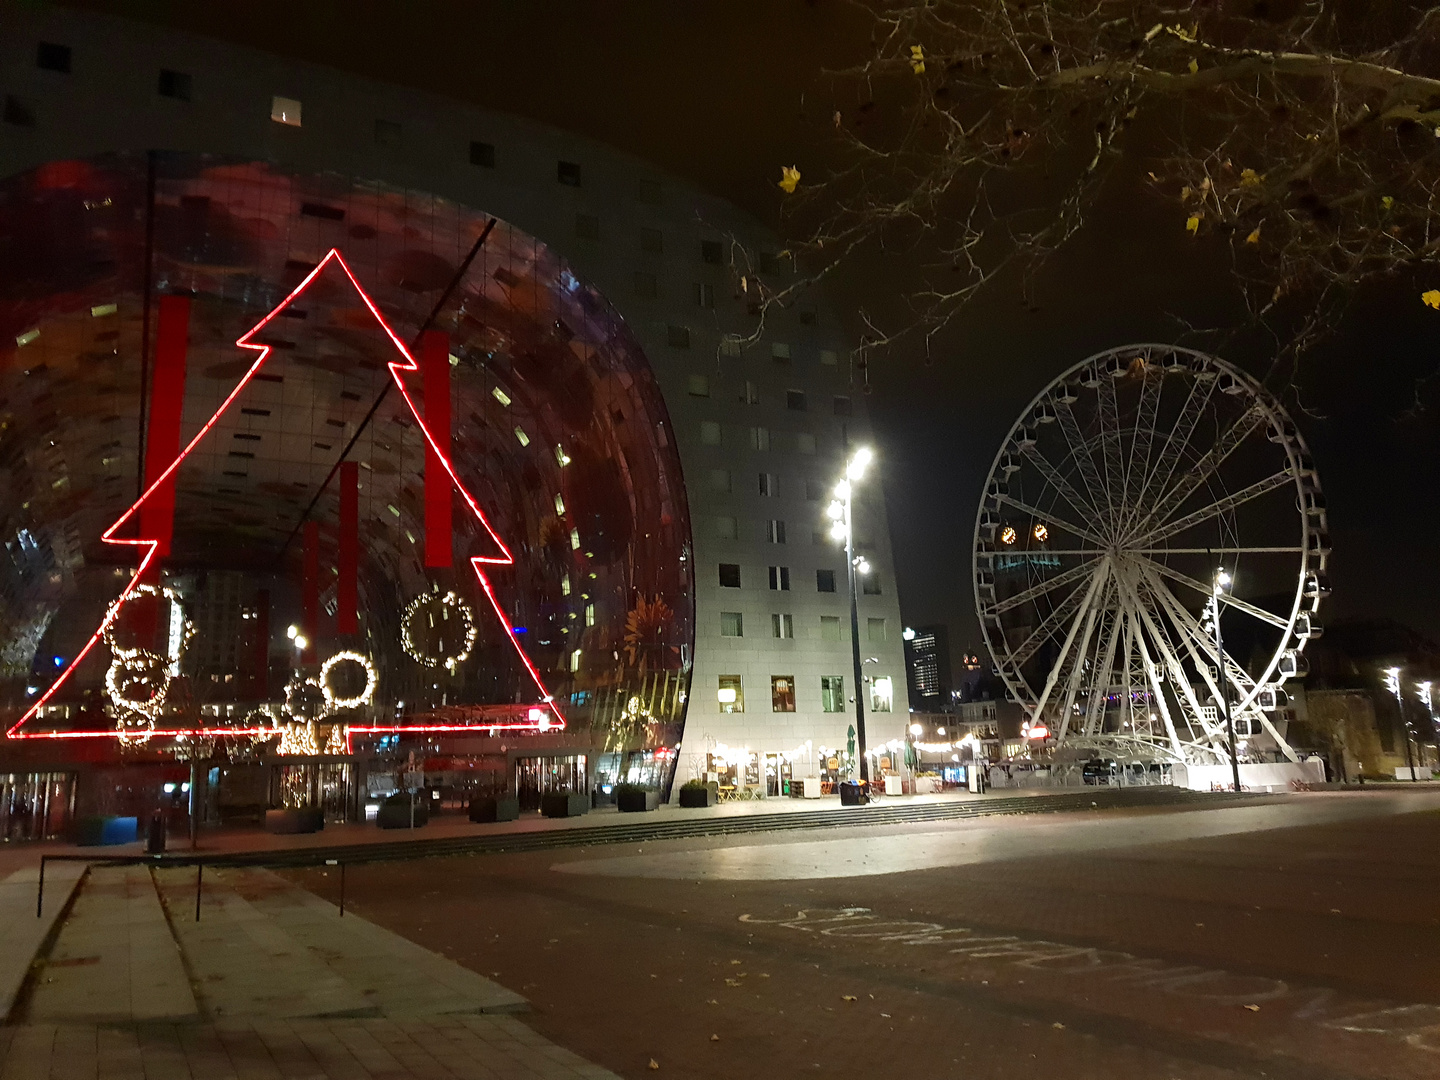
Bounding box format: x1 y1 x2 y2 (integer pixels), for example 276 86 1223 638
470 140 496 167
766 519 786 544
742 381 759 405
718 563 742 588
695 282 715 309
758 472 778 497
820 616 842 642
820 349 839 366
709 468 731 493
749 426 770 451
641 227 664 254
805 479 824 501
271 95 302 126
718 674 744 712
715 516 738 540
720 336 743 358
37 42 71 73
701 239 723 264
668 324 691 348
772 675 797 712
721 611 744 637
575 213 600 239
688 374 710 397
768 566 790 591
3 96 35 128
816 569 836 593
374 119 403 146
772 342 791 363
870 675 894 712
863 573 881 596
158 69 192 101
867 617 887 643
699 421 722 445
771 613 795 639
786 390 807 411
558 160 582 186
795 432 817 455
638 178 663 204
633 271 657 297
833 395 852 417
821 676 845 713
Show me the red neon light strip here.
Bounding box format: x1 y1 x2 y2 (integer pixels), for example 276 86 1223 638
9 249 565 738
422 329 453 569
337 461 358 634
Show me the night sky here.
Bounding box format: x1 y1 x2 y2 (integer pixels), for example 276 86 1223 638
63 0 1440 670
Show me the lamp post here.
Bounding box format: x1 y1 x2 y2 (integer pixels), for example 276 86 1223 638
1208 567 1241 793
1418 681 1435 774
1383 666 1418 782
827 447 874 788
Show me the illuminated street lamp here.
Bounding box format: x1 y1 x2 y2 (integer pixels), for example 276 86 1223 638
1383 666 1419 782
1419 681 1436 773
1207 566 1241 793
827 446 874 791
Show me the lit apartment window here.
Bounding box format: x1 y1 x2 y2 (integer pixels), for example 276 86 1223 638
759 472 778 496
700 421 721 445
870 676 894 712
772 675 797 712
867 617 887 642
688 374 710 397
721 611 744 637
772 613 795 639
816 569 836 593
271 96 302 126
820 616 842 641
718 563 741 588
821 676 845 713
718 675 744 712
766 520 786 544
768 566 790 591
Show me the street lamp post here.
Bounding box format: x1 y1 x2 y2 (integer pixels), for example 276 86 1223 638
1209 567 1241 793
828 448 873 789
1383 667 1418 782
1418 681 1435 774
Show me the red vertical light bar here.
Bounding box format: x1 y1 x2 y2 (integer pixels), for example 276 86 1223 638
252 589 270 698
422 329 453 568
338 461 358 634
141 295 191 558
303 521 319 662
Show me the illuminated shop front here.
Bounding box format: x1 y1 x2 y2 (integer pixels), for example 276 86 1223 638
0 155 693 830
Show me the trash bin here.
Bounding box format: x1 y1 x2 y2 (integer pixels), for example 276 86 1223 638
839 780 869 806
145 811 167 854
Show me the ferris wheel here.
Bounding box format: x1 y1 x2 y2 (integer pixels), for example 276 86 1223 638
972 345 1328 767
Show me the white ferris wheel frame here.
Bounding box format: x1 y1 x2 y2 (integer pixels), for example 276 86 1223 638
972 345 1329 766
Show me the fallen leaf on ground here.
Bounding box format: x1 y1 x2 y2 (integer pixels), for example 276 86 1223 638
1053 1022 1065 1029
778 166 801 194
1422 290 1440 309
1244 1004 1261 1012
711 1034 720 1042
842 995 858 1002
649 1060 660 1070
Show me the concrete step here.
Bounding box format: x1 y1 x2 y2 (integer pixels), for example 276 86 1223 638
0 862 86 1022
26 865 197 1023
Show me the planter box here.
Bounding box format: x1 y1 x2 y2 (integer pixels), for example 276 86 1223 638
265 808 324 834
468 796 520 823
839 780 869 806
540 792 589 818
616 788 660 813
678 785 716 808
73 815 138 847
377 799 429 829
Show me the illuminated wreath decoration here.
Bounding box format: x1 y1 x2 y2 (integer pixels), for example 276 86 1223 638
275 651 377 755
401 591 477 673
101 583 195 732
320 650 378 710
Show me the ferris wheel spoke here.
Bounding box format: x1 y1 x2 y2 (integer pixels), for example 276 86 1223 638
1007 581 1095 667
1097 376 1125 525
1140 564 1259 707
1138 557 1292 630
1128 471 1292 549
1134 571 1235 747
1029 563 1108 723
1121 571 1221 750
1081 606 1123 736
1135 376 1215 528
1020 443 1100 522
1054 399 1111 532
1053 578 1107 741
1115 572 1186 756
996 495 1108 547
1138 404 1269 537
989 557 1103 616
1120 369 1164 535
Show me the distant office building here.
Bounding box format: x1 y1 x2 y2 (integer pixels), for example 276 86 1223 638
903 624 950 710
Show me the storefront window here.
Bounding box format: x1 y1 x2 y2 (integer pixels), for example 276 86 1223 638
771 675 796 712
870 676 894 712
718 675 744 713
821 675 845 713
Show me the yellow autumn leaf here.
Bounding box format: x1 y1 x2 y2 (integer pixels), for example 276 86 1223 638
1180 186 1192 201
1422 290 1440 309
1245 226 1262 245
1239 168 1262 188
1186 214 1201 235
778 166 801 194
1188 57 1199 74
909 45 925 74
1382 195 1395 210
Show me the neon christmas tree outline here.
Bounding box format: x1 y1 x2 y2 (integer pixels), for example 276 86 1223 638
8 248 565 739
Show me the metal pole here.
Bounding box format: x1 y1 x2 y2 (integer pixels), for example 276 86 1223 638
36 856 45 918
845 489 869 786
1213 592 1241 793
1399 692 1418 782
340 863 346 917
194 862 202 922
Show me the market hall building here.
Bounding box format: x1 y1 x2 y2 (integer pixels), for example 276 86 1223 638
0 7 909 839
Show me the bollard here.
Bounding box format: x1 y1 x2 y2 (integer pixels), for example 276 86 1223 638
195 863 203 922
36 856 46 918
325 858 343 916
